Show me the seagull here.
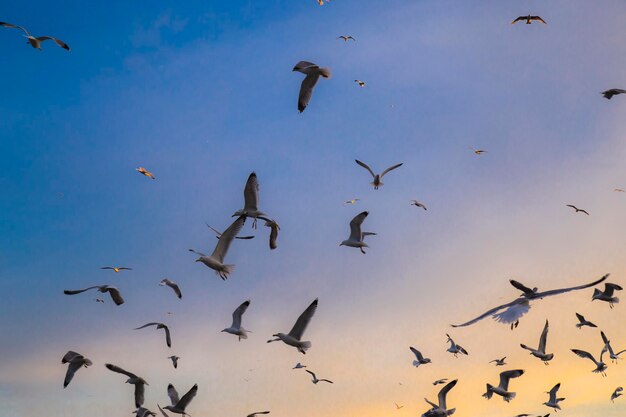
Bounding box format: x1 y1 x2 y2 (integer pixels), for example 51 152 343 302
433 379 448 386
512 15 547 24
340 211 375 254
94 298 105 303
470 148 487 155
264 219 280 250
600 331 626 362
421 379 458 417
490 357 507 366
543 383 565 411
207 223 254 240
452 274 608 329
337 35 355 41
163 383 198 415
355 80 366 87
247 412 271 417
136 167 155 179
293 363 307 369
394 403 404 410
566 204 589 215
344 198 360 204
575 313 596 329
602 89 626 100
167 356 180 369
159 279 182 299
446 334 468 357
611 387 623 402
614 188 625 192
100 266 132 273
483 370 525 402
222 300 251 341
62 351 92 388
0 22 70 50
410 347 432 367
520 320 554 365
189 215 246 280
267 298 318 354
592 283 622 308
134 323 172 348
232 172 271 229
64 285 125 305
293 61 331 113
306 370 333 384
571 347 608 376
411 200 427 210
134 407 157 417
105 363 148 408
355 160 403 190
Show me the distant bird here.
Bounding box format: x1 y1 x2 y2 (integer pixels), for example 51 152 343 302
293 363 307 369
571 348 608 376
355 160 403 190
134 323 172 348
543 383 565 411
600 331 626 362
207 223 254 240
136 167 155 179
394 403 404 410
421 379 458 417
520 320 554 365
470 148 487 155
100 266 132 273
566 204 589 215
490 357 507 366
306 370 333 384
411 200 427 210
483 370 525 402
446 334 468 357
94 298 105 303
433 379 448 386
340 211 375 254
575 313 596 329
410 347 432 367
247 412 270 417
344 198 360 204
293 61 331 112
602 89 626 100
264 219 280 250
614 188 625 192
163 383 198 415
159 279 182 299
233 173 271 229
189 215 246 280
337 35 355 41
267 298 318 354
452 274 608 329
167 356 180 369
134 407 157 417
105 363 148 408
611 387 623 402
0 22 70 50
62 351 92 388
355 80 366 87
592 283 622 308
512 15 547 24
222 300 251 341
64 285 125 305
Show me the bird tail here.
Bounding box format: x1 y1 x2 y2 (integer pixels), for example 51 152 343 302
503 391 516 402
575 323 583 329
217 264 235 280
483 384 494 399
412 360 420 367
319 67 331 78
298 341 312 354
613 297 620 304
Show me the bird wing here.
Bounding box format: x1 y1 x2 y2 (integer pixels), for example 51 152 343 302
298 72 320 112
104 287 125 305
134 383 145 408
355 160 376 179
499 370 524 391
566 204 577 210
306 370 316 379
64 286 100 295
105 363 137 379
535 274 609 298
135 322 160 330
538 320 549 352
64 359 84 388
511 16 525 24
438 379 458 409
210 216 245 263
509 280 535 295
580 209 590 215
62 351 81 363
320 379 333 383
575 313 585 323
0 22 30 35
243 172 260 212
348 211 368 241
605 283 623 295
176 384 198 410
167 383 180 405
288 299 318 340
163 325 172 348
572 349 597 364
410 347 424 361
265 220 280 250
451 298 525 327
548 383 560 401
36 36 70 50
380 163 403 178
530 16 547 24
168 281 182 299
232 300 251 328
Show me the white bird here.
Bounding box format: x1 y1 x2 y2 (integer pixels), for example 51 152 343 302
571 347 608 376
292 61 331 113
601 331 626 362
232 173 271 229
410 347 432 367
489 357 507 366
267 298 318 354
306 370 333 384
344 198 360 204
452 274 609 329
355 160 403 189
543 383 565 411
62 351 92 388
64 285 125 305
163 383 198 415
134 407 157 417
433 379 448 386
264 219 280 250
592 283 622 308
446 334 468 357
247 412 270 417
206 223 254 240
0 21 70 51
222 300 251 341
611 387 623 402
483 369 525 402
135 322 172 348
159 279 182 299
411 200 427 210
421 379 458 417
340 211 375 254
189 215 246 280
355 80 366 87
575 313 597 329
293 363 306 369
520 320 554 365
105 363 148 408
167 356 180 369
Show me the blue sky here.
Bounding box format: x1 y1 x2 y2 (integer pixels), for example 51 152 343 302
1 1 626 416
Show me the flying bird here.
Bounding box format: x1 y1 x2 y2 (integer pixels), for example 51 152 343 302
94 298 105 303
520 320 554 365
614 188 625 192
264 219 280 250
62 351 92 388
483 370 525 402
293 61 331 112
0 22 70 50
421 379 458 417
207 223 254 240
232 173 271 229
247 412 270 417
490 357 507 366
592 283 622 308
566 204 589 215
410 347 432 367
411 200 427 210
575 313 596 329
267 298 318 354
105 363 148 408
100 266 132 273
611 387 623 402
344 199 360 204
355 80 366 87
337 35 355 41
600 331 626 362
394 403 404 410
571 348 608 376
222 300 251 341
306 370 333 384
167 356 180 369
433 379 448 386
602 89 626 100
159 279 182 299
293 363 306 369
340 211 376 254
64 285 125 306
543 383 565 411
163 383 198 415
470 148 487 155
134 323 172 348
355 160 403 189
136 167 155 179
512 15 547 24
446 334 468 357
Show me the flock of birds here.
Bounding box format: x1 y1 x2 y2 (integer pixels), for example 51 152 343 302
3 3 626 417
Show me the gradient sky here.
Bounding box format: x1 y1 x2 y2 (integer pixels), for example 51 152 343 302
1 1 626 416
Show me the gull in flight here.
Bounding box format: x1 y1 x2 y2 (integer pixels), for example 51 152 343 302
483 370 525 402
135 407 157 417
101 266 132 273
394 403 404 410
421 379 457 417
410 347 432 367
136 167 155 179
512 15 547 24
167 356 180 369
575 313 596 329
566 204 589 215
355 160 403 189
306 370 333 384
293 61 331 113
452 274 608 329
602 89 626 100
571 347 608 376
337 35 355 41
600 331 626 362
163 383 198 415
232 172 271 229
543 383 565 411
105 363 148 408
592 283 622 308
433 379 448 386
490 357 507 366
520 320 554 365
340 211 375 254
267 298 318 354
0 21 70 50
470 148 487 155
64 285 125 305
62 351 92 388
411 200 427 210
207 223 254 240
94 298 105 303
189 215 246 280
135 322 172 348
611 387 623 402
614 188 625 192
446 334 468 357
264 219 280 250
247 412 270 417
345 198 360 204
159 279 182 299
293 363 306 369
222 300 251 341
355 80 366 87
